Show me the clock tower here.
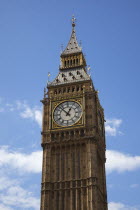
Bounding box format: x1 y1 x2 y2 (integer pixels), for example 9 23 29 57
40 17 108 210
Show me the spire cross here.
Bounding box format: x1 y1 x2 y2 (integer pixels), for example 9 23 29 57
71 15 76 28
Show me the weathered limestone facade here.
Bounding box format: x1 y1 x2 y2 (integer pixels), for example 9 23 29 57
40 17 108 210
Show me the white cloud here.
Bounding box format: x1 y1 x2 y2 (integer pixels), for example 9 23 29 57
0 175 40 210
108 202 139 210
0 203 12 210
6 103 15 112
0 176 18 191
106 150 140 174
0 146 42 174
0 99 42 127
34 110 42 127
16 101 42 127
0 145 41 209
1 186 40 210
105 118 122 136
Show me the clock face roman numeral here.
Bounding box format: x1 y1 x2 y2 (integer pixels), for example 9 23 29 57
53 101 82 127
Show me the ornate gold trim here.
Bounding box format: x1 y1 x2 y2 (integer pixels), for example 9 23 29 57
51 99 84 129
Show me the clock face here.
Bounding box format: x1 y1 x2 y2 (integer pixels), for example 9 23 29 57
53 101 82 127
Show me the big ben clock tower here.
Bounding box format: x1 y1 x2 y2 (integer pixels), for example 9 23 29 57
40 17 108 210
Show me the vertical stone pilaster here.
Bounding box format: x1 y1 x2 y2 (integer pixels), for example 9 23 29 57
70 189 73 210
81 188 84 210
59 190 62 210
64 190 67 210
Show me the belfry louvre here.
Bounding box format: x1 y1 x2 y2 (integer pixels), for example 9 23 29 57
40 17 108 210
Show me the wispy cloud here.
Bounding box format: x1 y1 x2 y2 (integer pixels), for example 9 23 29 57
0 99 42 127
16 101 42 127
0 175 40 210
0 145 41 209
106 150 140 174
108 202 139 210
0 146 42 174
105 118 123 136
0 203 12 210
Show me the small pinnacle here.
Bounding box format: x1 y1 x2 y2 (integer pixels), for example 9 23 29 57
87 65 91 71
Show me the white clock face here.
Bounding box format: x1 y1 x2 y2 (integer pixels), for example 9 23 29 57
53 101 82 127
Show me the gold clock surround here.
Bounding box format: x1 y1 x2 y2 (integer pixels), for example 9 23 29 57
51 98 84 130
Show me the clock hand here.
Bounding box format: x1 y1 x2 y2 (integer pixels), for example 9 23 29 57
66 107 71 116
60 107 70 116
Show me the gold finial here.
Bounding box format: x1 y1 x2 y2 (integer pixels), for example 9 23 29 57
71 15 76 28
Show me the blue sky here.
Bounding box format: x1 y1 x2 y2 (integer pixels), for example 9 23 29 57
0 0 140 209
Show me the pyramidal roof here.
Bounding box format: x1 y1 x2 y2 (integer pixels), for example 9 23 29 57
61 17 82 55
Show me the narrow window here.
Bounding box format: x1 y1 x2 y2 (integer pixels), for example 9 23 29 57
69 72 73 76
72 87 75 92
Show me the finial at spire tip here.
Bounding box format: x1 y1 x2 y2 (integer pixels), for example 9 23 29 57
71 15 76 28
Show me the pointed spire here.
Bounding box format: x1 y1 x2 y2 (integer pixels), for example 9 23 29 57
61 16 82 55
